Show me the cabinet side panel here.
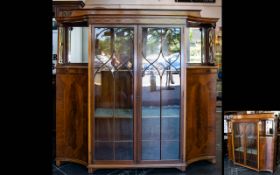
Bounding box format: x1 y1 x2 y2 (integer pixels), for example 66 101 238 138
259 137 275 172
56 66 88 164
227 133 233 160
186 68 217 162
277 135 280 165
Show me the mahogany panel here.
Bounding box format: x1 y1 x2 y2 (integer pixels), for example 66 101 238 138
259 137 276 172
56 65 88 164
186 67 217 163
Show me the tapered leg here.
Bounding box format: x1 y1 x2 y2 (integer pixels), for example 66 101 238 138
88 168 95 174
55 160 61 167
177 166 186 172
210 158 216 164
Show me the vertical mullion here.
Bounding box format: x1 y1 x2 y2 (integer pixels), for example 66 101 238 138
133 25 138 163
136 25 142 163
180 26 184 161
113 74 116 160
111 28 116 160
160 76 162 160
88 24 93 164
159 28 163 160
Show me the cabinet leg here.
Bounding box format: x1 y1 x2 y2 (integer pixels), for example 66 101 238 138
210 158 216 164
177 166 186 172
88 168 95 174
55 160 61 167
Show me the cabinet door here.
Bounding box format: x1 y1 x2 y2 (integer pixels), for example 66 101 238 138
233 122 246 164
233 122 258 169
140 27 182 160
244 122 258 169
93 27 135 161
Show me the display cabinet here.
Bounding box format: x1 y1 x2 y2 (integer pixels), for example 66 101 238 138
53 1 218 173
229 113 278 173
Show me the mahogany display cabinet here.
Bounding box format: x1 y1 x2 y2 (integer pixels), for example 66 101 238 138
228 113 279 173
53 2 219 173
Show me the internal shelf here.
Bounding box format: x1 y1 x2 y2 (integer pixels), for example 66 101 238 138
246 148 257 155
95 106 180 118
235 147 244 152
235 147 257 155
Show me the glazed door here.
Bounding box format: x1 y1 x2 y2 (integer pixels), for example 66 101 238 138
139 27 183 161
244 122 258 169
233 122 246 164
90 25 184 163
233 122 258 170
92 27 136 161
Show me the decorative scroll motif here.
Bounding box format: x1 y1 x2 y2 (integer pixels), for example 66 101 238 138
208 28 215 64
58 27 64 64
61 11 72 17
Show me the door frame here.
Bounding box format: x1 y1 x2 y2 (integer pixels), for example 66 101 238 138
88 24 186 165
136 25 186 164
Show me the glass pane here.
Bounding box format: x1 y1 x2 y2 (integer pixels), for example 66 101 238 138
52 18 58 75
188 28 202 63
233 123 245 164
141 28 181 160
265 120 274 135
94 27 134 160
245 123 258 168
68 27 88 63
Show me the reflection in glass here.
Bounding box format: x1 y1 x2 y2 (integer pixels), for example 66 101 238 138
52 18 58 74
189 28 202 63
68 27 88 63
233 122 258 168
265 120 273 135
94 27 134 160
233 123 245 164
141 28 181 160
245 123 257 168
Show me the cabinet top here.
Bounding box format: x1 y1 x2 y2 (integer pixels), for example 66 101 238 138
231 113 276 120
187 65 218 69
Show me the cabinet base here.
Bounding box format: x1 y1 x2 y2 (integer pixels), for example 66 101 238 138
55 157 88 167
55 158 217 173
186 156 216 166
176 166 186 172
